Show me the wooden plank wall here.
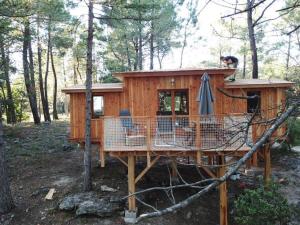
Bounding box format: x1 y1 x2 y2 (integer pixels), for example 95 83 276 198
68 73 287 143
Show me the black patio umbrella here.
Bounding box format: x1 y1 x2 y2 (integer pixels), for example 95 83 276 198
196 72 214 115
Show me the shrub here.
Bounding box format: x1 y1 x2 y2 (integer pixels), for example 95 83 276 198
234 183 292 225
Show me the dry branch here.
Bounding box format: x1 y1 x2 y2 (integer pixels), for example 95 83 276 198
134 102 299 222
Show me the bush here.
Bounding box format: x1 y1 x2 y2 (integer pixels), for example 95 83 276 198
234 183 292 225
287 118 300 146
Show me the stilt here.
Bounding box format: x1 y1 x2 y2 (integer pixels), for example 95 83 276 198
218 155 228 225
99 144 105 167
264 143 271 186
252 152 258 167
128 155 136 211
171 157 178 181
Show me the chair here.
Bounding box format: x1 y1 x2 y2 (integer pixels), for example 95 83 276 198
154 111 176 146
119 109 144 146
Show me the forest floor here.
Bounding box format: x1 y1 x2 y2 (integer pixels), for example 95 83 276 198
1 120 300 225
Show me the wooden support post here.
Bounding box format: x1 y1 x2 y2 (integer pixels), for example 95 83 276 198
99 144 105 168
252 152 258 167
264 143 271 186
128 155 136 211
171 157 178 179
218 155 228 225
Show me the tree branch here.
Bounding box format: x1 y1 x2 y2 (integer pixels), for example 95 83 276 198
135 102 299 222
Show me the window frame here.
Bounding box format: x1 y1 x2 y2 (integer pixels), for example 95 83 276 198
247 91 261 114
157 89 189 116
92 95 104 119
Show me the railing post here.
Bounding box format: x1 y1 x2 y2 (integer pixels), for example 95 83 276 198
146 117 151 167
196 117 202 166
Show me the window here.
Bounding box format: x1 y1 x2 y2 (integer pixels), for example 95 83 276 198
247 91 261 113
158 90 189 115
92 96 104 118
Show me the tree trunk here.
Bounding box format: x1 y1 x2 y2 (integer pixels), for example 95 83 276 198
50 44 58 120
242 44 247 79
149 21 154 70
134 38 138 71
0 108 14 213
125 36 132 71
138 0 143 70
0 37 16 124
73 63 78 84
23 20 40 124
45 23 51 121
247 0 258 79
286 34 291 80
37 17 51 122
157 48 162 69
84 0 94 192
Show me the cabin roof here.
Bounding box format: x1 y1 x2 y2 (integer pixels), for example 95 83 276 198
61 83 123 94
224 79 294 89
113 68 236 79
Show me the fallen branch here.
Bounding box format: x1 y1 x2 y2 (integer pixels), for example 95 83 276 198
135 102 299 222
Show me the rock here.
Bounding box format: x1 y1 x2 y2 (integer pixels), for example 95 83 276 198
186 211 192 219
101 185 117 192
278 178 289 185
52 176 75 187
271 142 281 150
291 146 300 153
62 144 74 151
31 187 50 197
76 198 122 217
59 192 97 211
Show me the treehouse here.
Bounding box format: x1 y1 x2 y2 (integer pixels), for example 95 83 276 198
62 68 293 224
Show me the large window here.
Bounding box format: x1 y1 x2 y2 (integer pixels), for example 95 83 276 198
158 90 189 115
247 91 261 113
92 96 104 118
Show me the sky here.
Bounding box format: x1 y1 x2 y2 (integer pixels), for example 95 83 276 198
70 0 286 70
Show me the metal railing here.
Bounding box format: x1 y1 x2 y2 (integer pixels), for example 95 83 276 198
103 115 252 151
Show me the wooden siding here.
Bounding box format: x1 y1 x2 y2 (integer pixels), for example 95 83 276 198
68 73 288 143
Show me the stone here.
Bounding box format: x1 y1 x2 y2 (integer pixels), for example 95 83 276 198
101 185 118 192
124 210 137 224
186 211 192 219
59 192 97 211
76 198 122 217
62 144 74 151
291 146 300 153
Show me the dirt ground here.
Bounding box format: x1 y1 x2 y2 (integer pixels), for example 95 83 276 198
1 121 299 225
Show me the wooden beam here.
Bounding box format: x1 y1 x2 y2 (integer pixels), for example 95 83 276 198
135 156 160 184
128 155 136 211
171 157 178 179
218 155 228 225
264 143 271 186
99 144 105 168
114 156 128 167
201 166 217 178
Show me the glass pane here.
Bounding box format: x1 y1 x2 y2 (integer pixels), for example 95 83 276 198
175 90 188 115
247 91 261 113
158 91 172 114
93 96 104 118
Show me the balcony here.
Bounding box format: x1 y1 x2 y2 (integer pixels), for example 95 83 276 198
103 115 252 153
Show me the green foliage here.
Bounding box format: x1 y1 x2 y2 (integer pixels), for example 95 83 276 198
100 75 121 83
287 118 300 146
234 183 292 225
12 83 29 122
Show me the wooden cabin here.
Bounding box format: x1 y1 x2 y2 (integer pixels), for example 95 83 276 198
62 68 293 224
